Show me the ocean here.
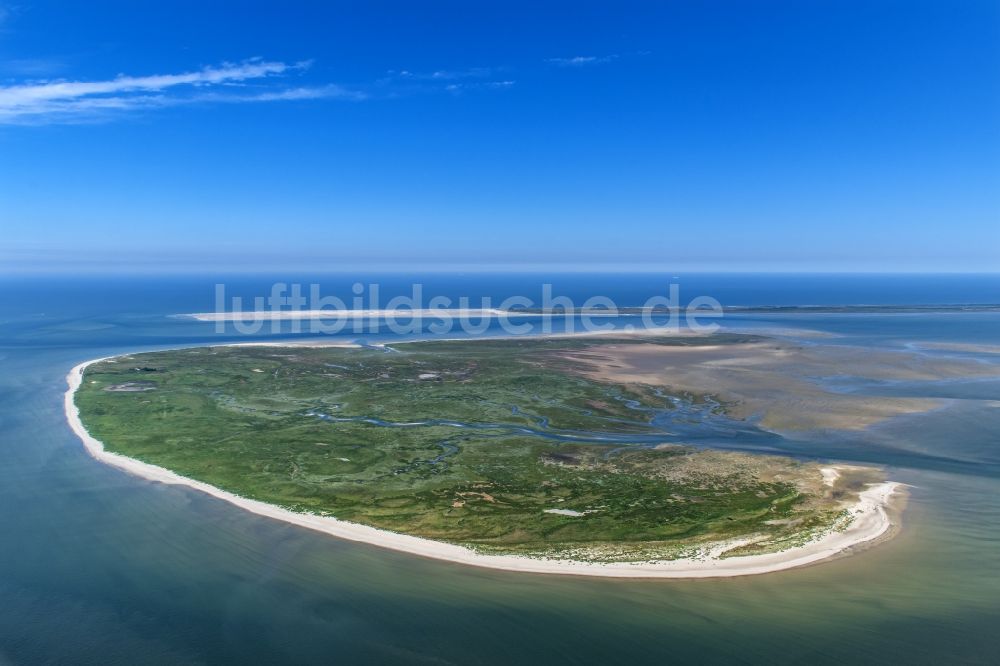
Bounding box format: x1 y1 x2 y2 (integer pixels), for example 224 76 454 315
1 273 998 664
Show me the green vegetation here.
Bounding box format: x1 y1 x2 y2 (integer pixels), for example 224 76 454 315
75 338 852 561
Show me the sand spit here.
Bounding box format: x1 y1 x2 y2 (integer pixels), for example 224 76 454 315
65 356 901 579
184 309 542 322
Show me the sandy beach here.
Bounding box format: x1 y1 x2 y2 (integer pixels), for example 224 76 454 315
65 356 902 578
184 308 540 321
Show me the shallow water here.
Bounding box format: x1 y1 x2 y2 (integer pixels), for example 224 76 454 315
1 274 998 664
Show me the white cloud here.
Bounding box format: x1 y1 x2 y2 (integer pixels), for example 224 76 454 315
189 84 365 104
379 66 514 96
547 55 619 67
383 66 498 82
444 79 515 94
0 58 358 124
428 67 494 80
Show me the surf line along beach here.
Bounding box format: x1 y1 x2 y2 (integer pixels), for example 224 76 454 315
65 355 902 579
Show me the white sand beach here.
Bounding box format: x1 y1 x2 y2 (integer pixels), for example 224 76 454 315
184 308 540 321
65 357 902 579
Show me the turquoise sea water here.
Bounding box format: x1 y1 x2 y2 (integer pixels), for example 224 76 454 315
1 273 998 664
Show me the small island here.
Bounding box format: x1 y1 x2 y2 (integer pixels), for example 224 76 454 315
66 335 903 577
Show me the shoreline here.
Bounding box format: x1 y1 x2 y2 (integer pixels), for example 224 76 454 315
218 325 709 349
184 308 544 321
65 354 903 579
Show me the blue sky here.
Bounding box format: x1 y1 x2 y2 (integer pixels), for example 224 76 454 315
0 1 997 273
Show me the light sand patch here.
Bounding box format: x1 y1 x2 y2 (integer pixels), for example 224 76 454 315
184 309 539 321
911 342 1000 355
820 467 841 487
224 341 363 348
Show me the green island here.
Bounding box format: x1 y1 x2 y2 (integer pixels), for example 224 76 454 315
74 336 879 563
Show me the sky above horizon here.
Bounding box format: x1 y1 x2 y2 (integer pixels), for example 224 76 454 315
1 1 998 273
